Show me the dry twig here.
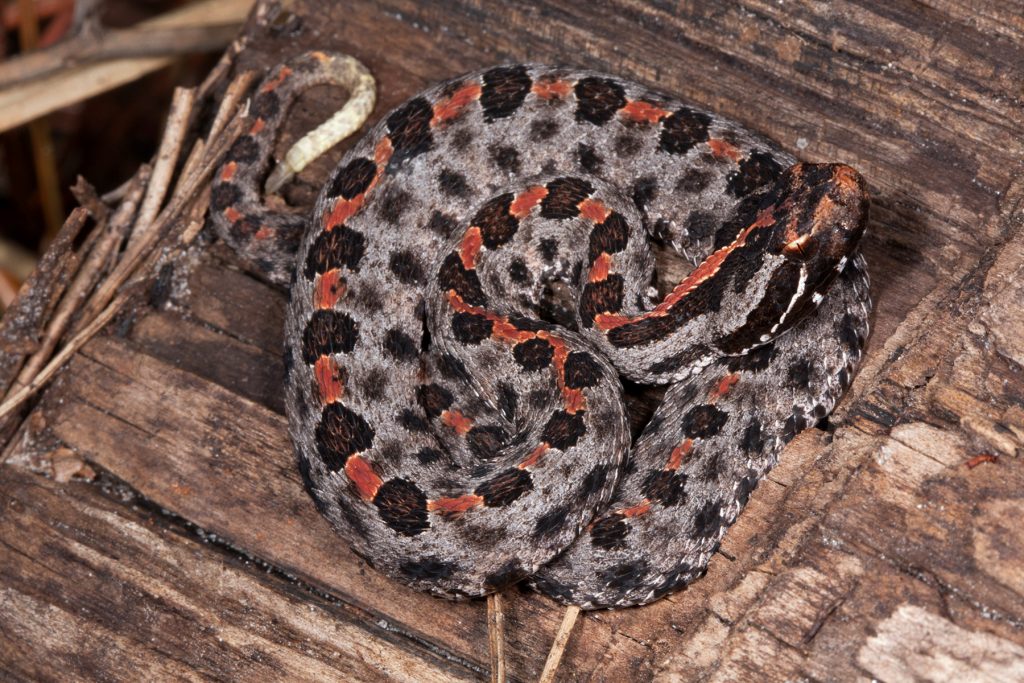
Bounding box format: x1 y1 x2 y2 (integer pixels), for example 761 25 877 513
487 593 507 683
538 606 581 683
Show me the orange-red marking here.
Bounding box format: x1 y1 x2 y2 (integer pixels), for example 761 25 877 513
711 373 740 401
442 409 474 435
588 252 613 283
324 193 369 230
445 291 588 414
707 138 741 162
459 226 483 269
428 493 484 516
313 269 347 309
432 82 483 125
220 161 237 182
593 207 778 331
620 100 669 124
966 453 999 469
618 501 652 518
345 455 382 501
255 226 274 240
374 137 394 166
532 78 572 99
510 186 548 218
540 331 587 414
224 206 243 222
518 443 550 470
249 118 266 135
260 66 292 93
314 355 345 404
665 439 693 471
578 197 611 223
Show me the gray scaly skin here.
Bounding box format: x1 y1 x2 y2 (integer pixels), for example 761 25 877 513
210 54 871 609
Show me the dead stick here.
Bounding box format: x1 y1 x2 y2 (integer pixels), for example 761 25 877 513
487 593 507 683
538 605 581 683
17 175 146 381
0 23 240 88
79 113 244 324
0 293 128 424
132 86 195 243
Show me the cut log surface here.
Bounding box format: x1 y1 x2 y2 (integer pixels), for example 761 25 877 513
3 1 1024 681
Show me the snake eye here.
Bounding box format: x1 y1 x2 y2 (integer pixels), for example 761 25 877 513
783 234 816 261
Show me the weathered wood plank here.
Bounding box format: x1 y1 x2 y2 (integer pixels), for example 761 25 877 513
3 0 1024 679
0 466 477 682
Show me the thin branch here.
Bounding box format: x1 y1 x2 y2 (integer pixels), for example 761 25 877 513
538 606 581 683
487 592 507 683
133 87 196 243
0 293 128 424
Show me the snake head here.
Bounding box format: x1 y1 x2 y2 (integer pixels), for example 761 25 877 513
776 162 869 271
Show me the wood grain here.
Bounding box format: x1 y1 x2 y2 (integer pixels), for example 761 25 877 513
2 0 1024 680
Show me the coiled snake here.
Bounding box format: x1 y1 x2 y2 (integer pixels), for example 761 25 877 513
211 52 871 609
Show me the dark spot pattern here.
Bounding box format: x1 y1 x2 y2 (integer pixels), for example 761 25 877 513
304 226 366 279
383 329 418 362
374 478 429 536
564 351 603 389
426 210 458 236
590 514 629 551
540 177 594 219
399 409 429 432
577 143 603 173
682 404 729 439
467 425 508 458
693 500 722 538
389 250 425 285
579 275 625 326
399 557 458 580
476 468 533 507
480 66 532 121
329 157 376 199
416 447 443 464
226 135 260 164
451 312 493 344
508 258 530 284
513 337 554 371
736 472 759 507
438 168 470 197
539 238 558 262
386 97 434 164
474 193 518 248
788 359 812 389
575 77 627 124
534 505 570 537
210 182 240 213
418 383 455 417
491 145 521 173
660 108 712 155
530 117 560 141
642 470 687 507
541 410 586 450
483 560 529 590
316 403 374 470
302 310 359 363
438 353 471 382
588 212 630 263
250 90 280 120
727 151 783 197
741 419 765 453
600 560 650 591
438 252 487 306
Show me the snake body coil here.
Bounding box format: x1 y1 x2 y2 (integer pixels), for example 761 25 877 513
212 53 871 609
